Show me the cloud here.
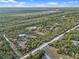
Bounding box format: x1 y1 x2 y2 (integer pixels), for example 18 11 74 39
0 0 16 3
62 1 79 7
0 0 79 7
30 0 33 1
14 2 27 7
64 1 79 4
13 2 60 7
47 2 58 5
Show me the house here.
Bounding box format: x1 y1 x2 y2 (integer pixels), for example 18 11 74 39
34 31 45 36
19 34 26 37
27 26 37 31
72 40 79 46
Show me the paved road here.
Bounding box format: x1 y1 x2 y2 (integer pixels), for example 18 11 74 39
20 24 79 59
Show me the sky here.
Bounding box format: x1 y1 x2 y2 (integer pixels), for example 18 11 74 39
0 0 79 7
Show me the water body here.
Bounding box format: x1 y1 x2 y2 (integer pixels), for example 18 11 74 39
0 7 56 14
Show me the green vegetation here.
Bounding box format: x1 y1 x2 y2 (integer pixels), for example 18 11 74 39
0 8 79 59
4 11 79 55
27 50 44 59
0 34 18 59
50 28 79 59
